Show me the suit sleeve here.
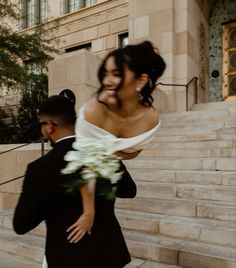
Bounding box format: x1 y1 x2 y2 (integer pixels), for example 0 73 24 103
13 163 47 234
116 161 137 198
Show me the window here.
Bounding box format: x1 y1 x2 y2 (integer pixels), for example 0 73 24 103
22 0 47 29
39 0 47 22
26 62 42 75
61 0 97 15
84 0 97 6
65 42 92 53
26 0 34 28
119 33 129 48
25 61 42 91
68 0 79 12
222 20 236 99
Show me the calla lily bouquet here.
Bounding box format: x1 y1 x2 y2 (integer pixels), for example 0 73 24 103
61 137 123 199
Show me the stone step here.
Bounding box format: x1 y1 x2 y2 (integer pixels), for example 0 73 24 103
160 113 236 129
135 181 236 202
1 211 235 268
125 258 182 268
146 140 236 150
0 228 45 263
116 196 196 218
220 127 236 134
152 127 236 144
0 224 182 268
155 125 235 143
159 110 233 127
178 242 236 268
128 169 236 186
161 109 229 119
219 127 236 142
153 132 219 142
124 157 236 171
155 125 222 136
140 148 236 158
115 209 236 247
0 219 184 268
123 230 236 267
176 184 236 202
197 199 236 221
140 148 215 158
136 182 177 198
124 231 179 265
192 100 236 111
0 210 46 237
2 207 235 250
0 250 41 268
211 148 236 157
116 197 236 221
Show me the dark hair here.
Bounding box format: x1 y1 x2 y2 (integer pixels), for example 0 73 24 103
38 95 76 127
97 41 166 106
59 89 76 106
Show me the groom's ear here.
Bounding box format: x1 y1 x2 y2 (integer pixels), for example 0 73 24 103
42 120 57 137
47 121 56 134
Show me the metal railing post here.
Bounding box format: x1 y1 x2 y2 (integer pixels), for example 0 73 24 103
41 136 45 156
186 85 188 111
194 77 198 104
156 76 198 112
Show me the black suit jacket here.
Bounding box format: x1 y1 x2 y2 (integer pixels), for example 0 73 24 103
13 138 135 268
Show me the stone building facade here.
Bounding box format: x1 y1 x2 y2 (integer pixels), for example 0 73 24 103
1 0 236 113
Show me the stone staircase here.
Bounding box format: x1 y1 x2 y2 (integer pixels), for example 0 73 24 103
0 100 235 268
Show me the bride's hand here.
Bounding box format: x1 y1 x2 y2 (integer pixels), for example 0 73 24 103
98 90 118 106
66 212 94 243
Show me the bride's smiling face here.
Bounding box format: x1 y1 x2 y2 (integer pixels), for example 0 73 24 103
101 56 138 105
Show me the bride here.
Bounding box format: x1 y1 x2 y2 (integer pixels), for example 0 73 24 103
43 40 166 267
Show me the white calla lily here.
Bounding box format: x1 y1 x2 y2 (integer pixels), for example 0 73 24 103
61 136 122 194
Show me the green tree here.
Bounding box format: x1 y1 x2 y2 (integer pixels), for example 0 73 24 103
16 73 49 142
0 0 58 143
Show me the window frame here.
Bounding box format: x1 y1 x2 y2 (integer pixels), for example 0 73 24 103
118 33 129 48
21 0 47 29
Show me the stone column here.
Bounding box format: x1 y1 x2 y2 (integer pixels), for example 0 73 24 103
48 49 101 111
127 0 205 112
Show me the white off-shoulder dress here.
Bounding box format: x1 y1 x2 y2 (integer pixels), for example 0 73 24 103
75 105 161 153
42 105 160 268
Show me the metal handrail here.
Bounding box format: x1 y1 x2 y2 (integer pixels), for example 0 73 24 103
156 76 198 111
0 175 24 186
0 137 46 186
0 143 32 155
0 137 45 155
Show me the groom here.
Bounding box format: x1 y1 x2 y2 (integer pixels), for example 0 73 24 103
13 95 136 268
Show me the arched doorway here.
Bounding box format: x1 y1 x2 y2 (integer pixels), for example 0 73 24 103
209 0 236 101
222 20 236 100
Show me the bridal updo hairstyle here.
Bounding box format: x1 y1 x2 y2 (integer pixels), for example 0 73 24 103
97 40 166 107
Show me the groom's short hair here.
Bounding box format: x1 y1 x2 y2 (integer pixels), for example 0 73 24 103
38 95 76 127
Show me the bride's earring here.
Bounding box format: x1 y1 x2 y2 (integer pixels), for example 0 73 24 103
136 87 143 101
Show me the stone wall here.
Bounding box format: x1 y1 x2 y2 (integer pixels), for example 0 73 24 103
0 143 51 211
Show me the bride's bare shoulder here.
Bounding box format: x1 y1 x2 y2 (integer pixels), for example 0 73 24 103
142 107 160 128
83 97 107 126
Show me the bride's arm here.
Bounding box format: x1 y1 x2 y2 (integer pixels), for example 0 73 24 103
116 150 141 160
66 184 95 243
